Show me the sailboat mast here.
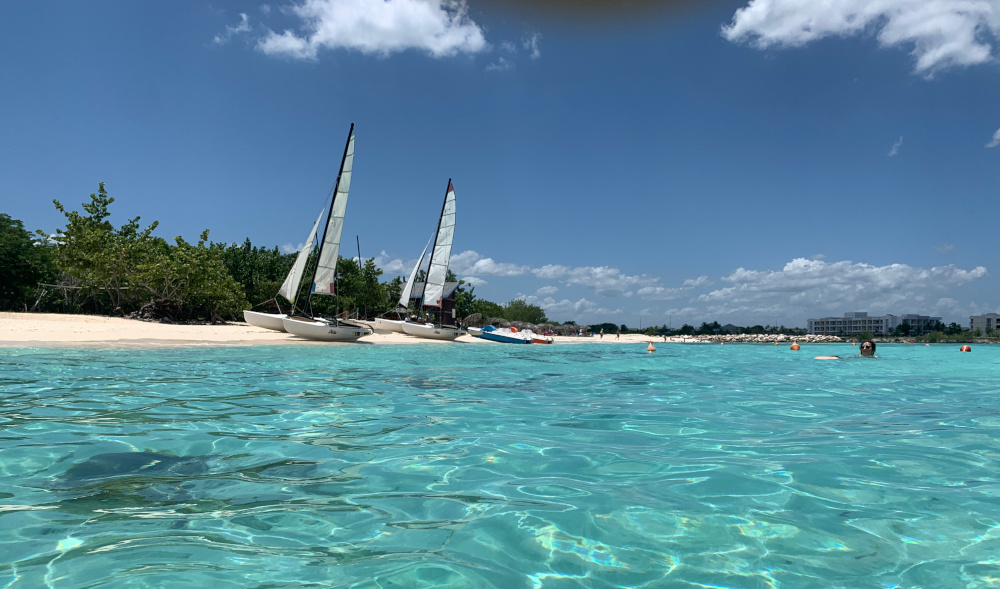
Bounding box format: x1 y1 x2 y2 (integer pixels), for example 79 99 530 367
306 122 354 315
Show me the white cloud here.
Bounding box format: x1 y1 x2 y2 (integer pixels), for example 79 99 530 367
537 285 559 296
280 241 299 254
523 31 542 59
530 264 659 296
696 258 988 320
485 56 514 72
636 275 711 301
450 250 530 276
257 0 488 60
461 276 488 287
888 136 903 156
518 295 623 324
987 126 1000 147
722 0 1000 76
937 243 956 253
214 13 251 45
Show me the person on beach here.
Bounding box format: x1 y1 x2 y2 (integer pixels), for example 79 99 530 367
616 328 620 339
600 328 604 339
815 340 877 360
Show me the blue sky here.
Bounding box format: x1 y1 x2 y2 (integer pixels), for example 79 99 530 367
2 0 998 328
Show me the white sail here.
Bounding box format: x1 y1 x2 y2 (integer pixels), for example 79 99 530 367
423 180 456 307
277 207 324 305
399 235 433 309
312 125 355 296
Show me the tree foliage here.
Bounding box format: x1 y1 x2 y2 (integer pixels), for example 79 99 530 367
47 183 247 321
50 183 162 314
0 214 57 310
503 299 547 324
222 239 293 310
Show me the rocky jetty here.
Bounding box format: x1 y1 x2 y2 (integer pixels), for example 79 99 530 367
672 333 843 344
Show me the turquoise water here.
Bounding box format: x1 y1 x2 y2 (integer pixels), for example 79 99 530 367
2 343 1000 588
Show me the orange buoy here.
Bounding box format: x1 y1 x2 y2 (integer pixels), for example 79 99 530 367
647 342 656 352
509 326 518 333
790 342 800 351
924 344 930 347
960 345 971 352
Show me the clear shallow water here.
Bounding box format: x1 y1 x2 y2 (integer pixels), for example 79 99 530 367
1 343 999 588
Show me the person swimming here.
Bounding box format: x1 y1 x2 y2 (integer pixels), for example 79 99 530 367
815 339 878 360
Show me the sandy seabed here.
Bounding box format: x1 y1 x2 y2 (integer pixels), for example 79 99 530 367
0 312 663 349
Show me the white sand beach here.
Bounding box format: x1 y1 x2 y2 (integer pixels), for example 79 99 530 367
0 312 667 348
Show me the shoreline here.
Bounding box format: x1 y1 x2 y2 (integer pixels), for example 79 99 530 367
1 312 844 349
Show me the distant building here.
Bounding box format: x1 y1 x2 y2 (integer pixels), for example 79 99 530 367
807 312 942 336
970 313 1000 334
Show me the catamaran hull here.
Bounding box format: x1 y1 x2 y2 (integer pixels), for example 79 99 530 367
400 322 465 341
244 310 288 332
373 318 407 333
282 317 372 342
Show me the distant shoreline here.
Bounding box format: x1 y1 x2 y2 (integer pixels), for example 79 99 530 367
9 313 988 349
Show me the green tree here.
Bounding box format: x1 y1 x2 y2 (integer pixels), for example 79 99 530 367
50 182 161 314
469 299 504 320
0 214 57 310
503 299 547 323
678 324 695 335
139 231 249 321
222 239 294 309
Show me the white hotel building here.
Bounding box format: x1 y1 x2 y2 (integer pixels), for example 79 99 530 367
807 312 942 336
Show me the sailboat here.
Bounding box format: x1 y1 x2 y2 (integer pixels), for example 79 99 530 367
400 179 465 341
372 235 432 333
281 124 374 342
243 207 325 332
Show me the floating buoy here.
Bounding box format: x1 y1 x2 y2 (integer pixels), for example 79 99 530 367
509 326 518 333
924 344 930 347
790 342 800 351
852 342 856 346
647 342 656 352
960 345 971 352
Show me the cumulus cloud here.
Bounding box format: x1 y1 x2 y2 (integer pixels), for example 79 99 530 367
530 264 660 296
371 250 411 275
536 285 559 296
722 0 1000 76
696 258 988 321
461 276 489 287
636 275 711 301
888 136 903 156
280 242 300 254
450 250 530 276
987 127 1000 148
257 0 488 60
518 295 623 323
214 13 251 45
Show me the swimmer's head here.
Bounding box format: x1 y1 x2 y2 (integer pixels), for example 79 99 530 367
860 340 876 357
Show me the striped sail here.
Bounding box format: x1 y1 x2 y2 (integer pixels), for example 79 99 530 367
423 180 456 307
312 125 355 296
277 207 324 305
399 235 433 310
